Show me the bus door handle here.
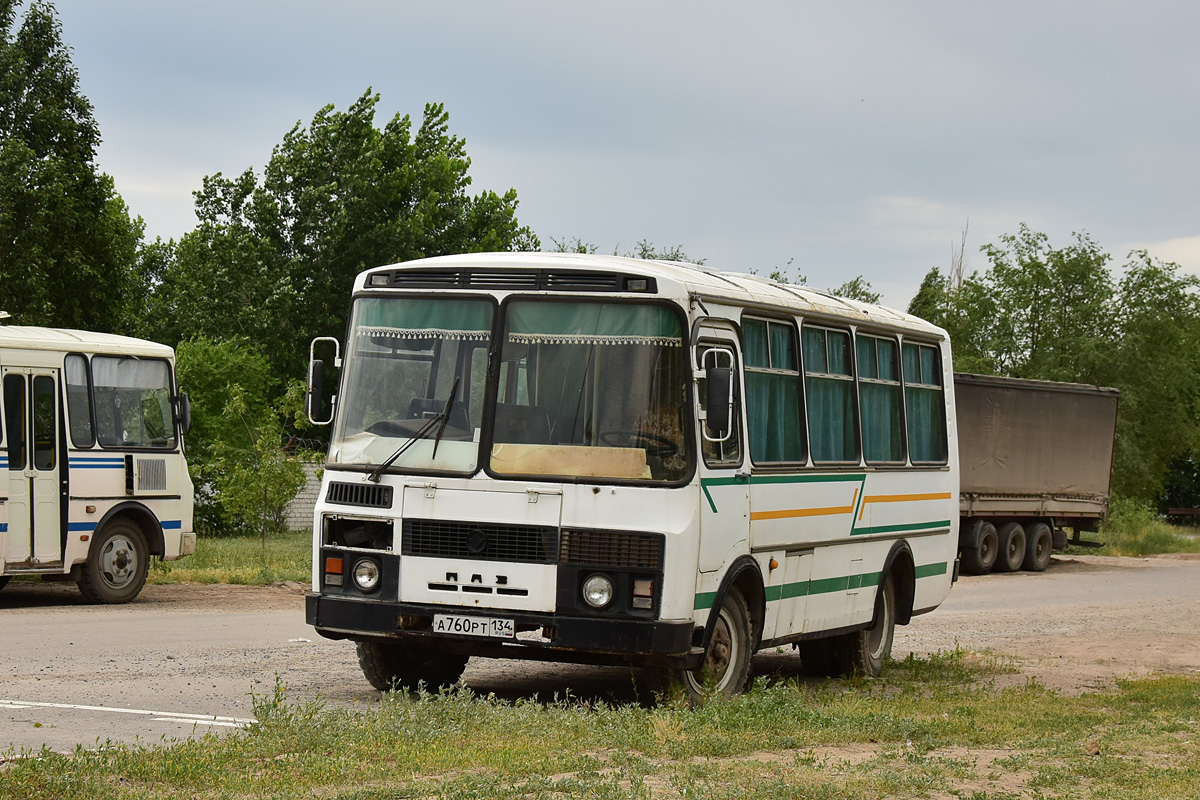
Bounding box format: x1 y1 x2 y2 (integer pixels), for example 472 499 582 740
527 488 562 504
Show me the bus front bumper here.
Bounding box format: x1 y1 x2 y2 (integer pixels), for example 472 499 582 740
306 593 697 667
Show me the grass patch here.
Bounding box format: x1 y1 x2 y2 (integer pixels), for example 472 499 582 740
1077 497 1200 557
148 529 311 585
3 651 1198 799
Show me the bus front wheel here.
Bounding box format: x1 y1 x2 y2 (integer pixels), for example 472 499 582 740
680 588 754 703
77 519 149 604
356 640 468 692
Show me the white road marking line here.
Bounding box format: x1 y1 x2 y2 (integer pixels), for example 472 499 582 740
0 699 254 727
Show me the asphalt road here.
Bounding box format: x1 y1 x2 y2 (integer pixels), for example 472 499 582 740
2 554 1199 754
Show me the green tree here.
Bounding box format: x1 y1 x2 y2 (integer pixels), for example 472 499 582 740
0 0 144 331
830 275 881 304
980 225 1114 383
147 91 538 384
1106 252 1200 500
176 337 279 536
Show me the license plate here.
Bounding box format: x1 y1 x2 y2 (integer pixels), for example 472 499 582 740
432 614 514 639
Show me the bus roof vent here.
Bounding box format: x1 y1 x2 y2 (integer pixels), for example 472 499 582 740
326 481 394 509
372 268 656 293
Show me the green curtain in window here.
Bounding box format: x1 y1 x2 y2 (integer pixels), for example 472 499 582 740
861 382 903 462
355 298 493 341
807 376 857 462
747 372 804 462
906 386 948 462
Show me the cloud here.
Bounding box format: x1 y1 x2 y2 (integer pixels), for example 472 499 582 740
1115 236 1200 274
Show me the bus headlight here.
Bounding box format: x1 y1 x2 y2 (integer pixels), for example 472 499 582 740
352 558 381 592
582 574 614 609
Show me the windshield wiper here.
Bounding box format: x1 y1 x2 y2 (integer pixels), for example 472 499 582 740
431 377 460 460
366 377 461 483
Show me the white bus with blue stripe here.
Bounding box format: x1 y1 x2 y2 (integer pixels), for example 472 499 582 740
305 254 958 700
0 327 194 603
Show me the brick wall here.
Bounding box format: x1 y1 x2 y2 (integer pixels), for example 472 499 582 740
285 462 323 532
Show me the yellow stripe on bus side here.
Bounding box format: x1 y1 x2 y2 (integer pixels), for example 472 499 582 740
750 505 854 521
863 492 953 504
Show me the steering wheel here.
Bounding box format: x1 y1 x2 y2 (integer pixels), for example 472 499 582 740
599 430 680 458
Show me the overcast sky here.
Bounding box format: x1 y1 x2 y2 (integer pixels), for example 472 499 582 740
46 1 1200 309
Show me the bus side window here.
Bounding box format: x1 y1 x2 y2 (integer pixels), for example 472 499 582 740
902 342 948 464
4 374 26 469
65 353 95 448
697 345 742 467
803 326 860 464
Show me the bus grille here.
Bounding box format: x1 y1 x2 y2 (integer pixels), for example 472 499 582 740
136 458 167 492
559 529 664 569
401 519 558 564
326 482 394 508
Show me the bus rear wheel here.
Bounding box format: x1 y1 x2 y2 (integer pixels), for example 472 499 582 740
356 640 468 692
0 576 10 592
832 573 897 677
77 519 149 604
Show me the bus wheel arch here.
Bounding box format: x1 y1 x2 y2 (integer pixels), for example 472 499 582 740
880 541 917 626
93 502 166 558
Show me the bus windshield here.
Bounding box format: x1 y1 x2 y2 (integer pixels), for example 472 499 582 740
488 300 691 482
329 297 493 473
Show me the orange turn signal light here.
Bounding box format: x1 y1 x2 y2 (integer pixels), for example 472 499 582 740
325 557 344 575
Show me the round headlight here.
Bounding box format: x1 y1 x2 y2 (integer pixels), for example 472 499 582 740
582 574 614 609
352 558 380 591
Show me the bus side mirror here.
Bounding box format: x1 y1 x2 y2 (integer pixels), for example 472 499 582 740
308 337 341 426
705 366 732 437
177 392 192 435
307 359 326 424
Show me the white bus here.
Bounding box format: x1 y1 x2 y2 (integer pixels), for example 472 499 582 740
305 253 958 700
0 327 195 604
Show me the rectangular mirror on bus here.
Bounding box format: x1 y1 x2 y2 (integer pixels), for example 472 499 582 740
177 391 192 435
307 359 326 422
307 336 342 426
705 366 732 436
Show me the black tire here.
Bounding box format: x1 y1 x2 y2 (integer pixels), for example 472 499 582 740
658 588 754 705
830 573 897 677
0 576 10 593
960 520 998 575
356 640 468 692
77 519 149 604
1023 522 1054 572
995 522 1027 573
795 638 840 677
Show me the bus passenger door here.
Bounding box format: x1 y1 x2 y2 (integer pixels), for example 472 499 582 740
695 328 749 574
2 369 63 567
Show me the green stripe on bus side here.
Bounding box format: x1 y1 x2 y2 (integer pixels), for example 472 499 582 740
852 520 953 536
693 561 949 610
700 472 865 514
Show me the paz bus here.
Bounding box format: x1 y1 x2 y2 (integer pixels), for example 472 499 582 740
0 326 195 604
304 253 958 700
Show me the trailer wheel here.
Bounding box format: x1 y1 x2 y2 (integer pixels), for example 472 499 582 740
961 520 998 574
1023 522 1054 572
77 519 149 604
995 522 1027 573
356 640 468 692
